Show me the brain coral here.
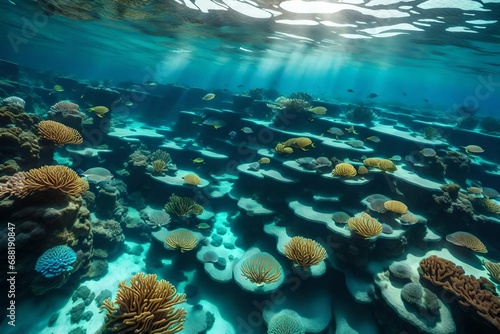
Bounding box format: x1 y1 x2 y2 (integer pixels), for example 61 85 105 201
267 310 305 334
35 245 77 278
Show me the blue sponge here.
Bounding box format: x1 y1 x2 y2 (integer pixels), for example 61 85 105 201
35 245 77 278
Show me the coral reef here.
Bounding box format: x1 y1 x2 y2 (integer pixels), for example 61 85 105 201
101 273 186 333
346 105 376 124
284 236 327 270
35 245 77 278
165 228 199 252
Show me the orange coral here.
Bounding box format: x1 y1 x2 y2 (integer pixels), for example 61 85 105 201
332 163 357 177
419 255 500 331
165 228 199 252
347 212 383 238
284 236 327 270
101 272 186 333
0 165 88 198
38 120 83 145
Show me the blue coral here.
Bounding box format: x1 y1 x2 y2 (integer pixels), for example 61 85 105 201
35 245 77 278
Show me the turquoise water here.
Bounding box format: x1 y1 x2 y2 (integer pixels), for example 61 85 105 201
1 1 500 334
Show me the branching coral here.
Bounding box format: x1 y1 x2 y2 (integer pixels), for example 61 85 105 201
347 212 383 238
164 194 203 217
332 163 357 177
419 255 500 331
284 236 327 270
38 120 83 145
151 159 168 174
101 273 186 333
165 228 199 252
48 101 81 116
240 252 282 286
0 165 89 198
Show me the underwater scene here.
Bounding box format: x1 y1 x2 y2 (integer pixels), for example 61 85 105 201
1 0 500 333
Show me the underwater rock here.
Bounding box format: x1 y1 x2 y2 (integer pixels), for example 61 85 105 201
91 219 125 256
95 289 112 307
442 150 470 184
69 302 85 324
47 313 59 327
95 187 118 218
72 285 91 302
0 126 40 168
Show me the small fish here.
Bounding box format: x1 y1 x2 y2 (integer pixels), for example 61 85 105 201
202 93 215 100
309 106 327 115
80 94 85 98
196 223 210 229
144 81 158 86
424 99 429 103
402 92 407 96
366 93 378 99
241 127 253 134
237 84 244 88
202 118 226 129
366 136 381 143
258 157 270 164
347 89 354 93
53 84 64 92
345 126 359 135
125 101 134 107
229 130 237 139
87 106 109 118
192 158 205 164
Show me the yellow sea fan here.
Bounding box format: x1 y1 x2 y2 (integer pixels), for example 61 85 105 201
347 212 383 238
363 157 381 167
357 165 369 175
479 199 500 214
101 273 186 334
240 252 282 286
399 211 419 224
446 231 487 253
484 261 500 282
38 120 83 145
332 163 357 177
183 173 201 186
384 200 408 214
284 236 327 270
377 159 397 172
165 228 199 252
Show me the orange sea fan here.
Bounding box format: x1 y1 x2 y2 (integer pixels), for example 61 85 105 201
38 120 83 145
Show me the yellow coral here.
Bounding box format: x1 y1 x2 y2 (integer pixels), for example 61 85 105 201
274 143 293 155
284 236 327 270
151 159 168 174
484 261 500 283
383 200 408 214
347 212 383 238
182 173 201 186
332 163 357 177
165 228 199 252
101 272 186 333
377 159 397 172
240 252 282 286
38 120 83 145
0 165 88 198
363 157 381 167
164 194 203 217
446 231 487 253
